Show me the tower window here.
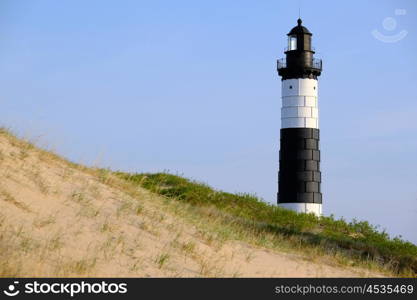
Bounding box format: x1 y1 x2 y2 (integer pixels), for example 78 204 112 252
289 85 293 89
313 86 316 90
288 35 297 50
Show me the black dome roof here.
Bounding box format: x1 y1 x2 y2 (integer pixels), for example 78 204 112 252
288 18 311 35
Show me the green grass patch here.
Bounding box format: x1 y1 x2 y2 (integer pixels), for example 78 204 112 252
115 172 417 277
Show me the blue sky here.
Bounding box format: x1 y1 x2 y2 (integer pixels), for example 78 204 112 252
1 0 416 243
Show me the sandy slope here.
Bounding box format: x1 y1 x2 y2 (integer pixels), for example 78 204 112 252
0 131 381 277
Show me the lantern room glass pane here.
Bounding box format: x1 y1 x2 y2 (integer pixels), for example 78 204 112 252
288 36 297 50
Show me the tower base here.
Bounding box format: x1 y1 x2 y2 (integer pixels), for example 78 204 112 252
278 203 322 216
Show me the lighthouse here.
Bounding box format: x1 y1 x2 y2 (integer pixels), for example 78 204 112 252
277 19 323 216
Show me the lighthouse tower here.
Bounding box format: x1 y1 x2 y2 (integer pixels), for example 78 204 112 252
277 19 323 216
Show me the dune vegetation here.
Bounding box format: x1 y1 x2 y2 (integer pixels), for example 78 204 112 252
116 172 417 277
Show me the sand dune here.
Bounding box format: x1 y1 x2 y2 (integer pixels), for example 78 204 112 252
0 130 382 277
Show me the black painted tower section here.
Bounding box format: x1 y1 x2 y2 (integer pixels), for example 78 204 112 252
278 128 321 204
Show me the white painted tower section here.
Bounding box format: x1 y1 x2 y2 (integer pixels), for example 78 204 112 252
278 78 322 216
279 203 322 216
281 78 318 129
